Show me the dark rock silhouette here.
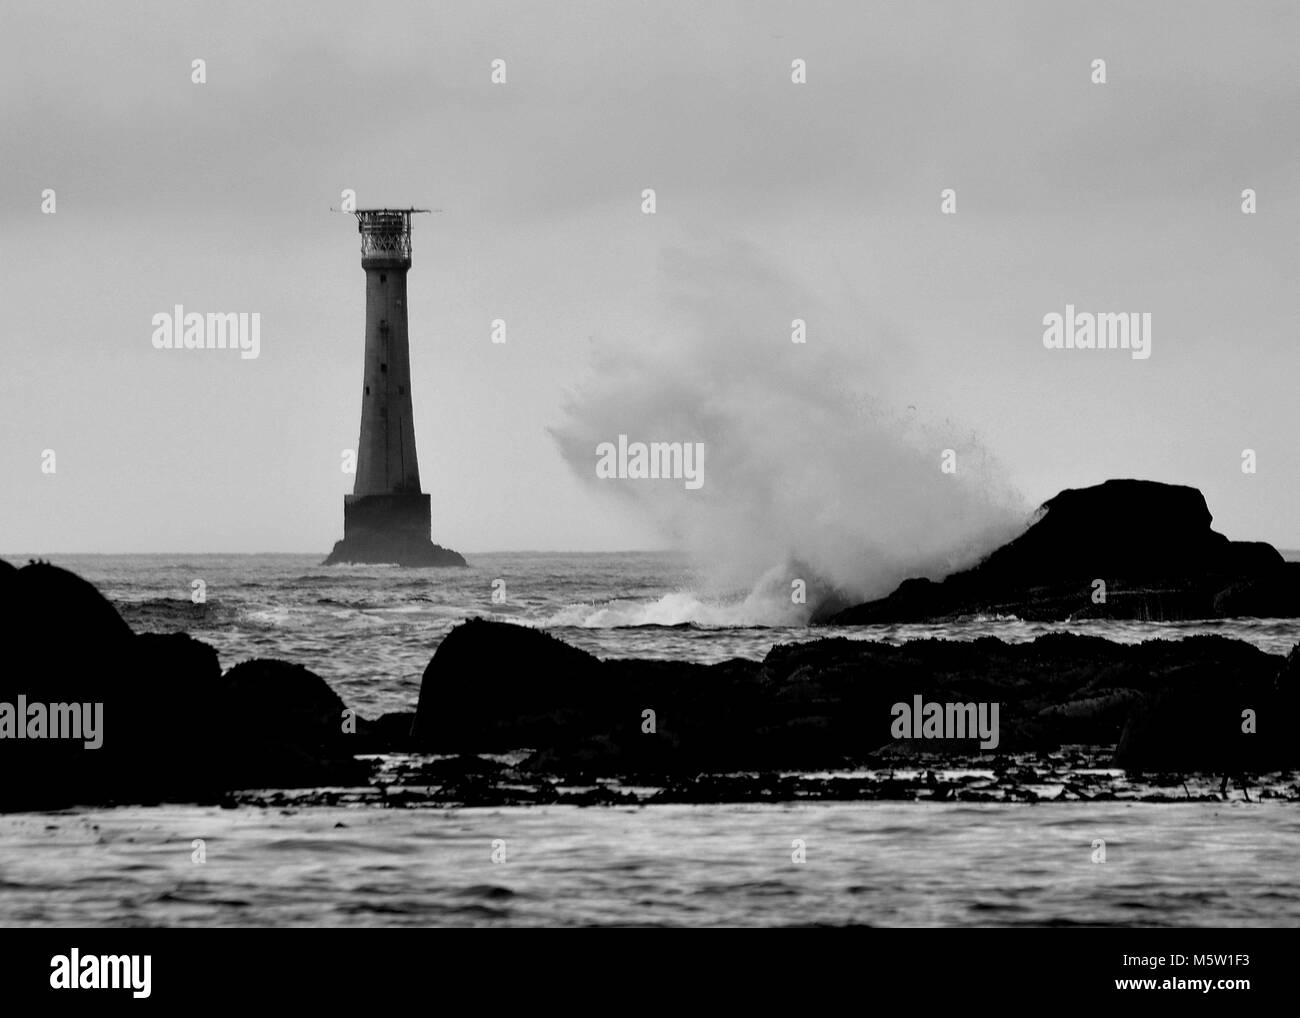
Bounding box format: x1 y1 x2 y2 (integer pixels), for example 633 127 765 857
412 617 1300 777
4 559 135 647
0 559 368 811
354 710 419 753
323 532 466 568
412 618 606 750
824 479 1300 624
219 659 370 789
6 553 1295 809
1116 638 1300 773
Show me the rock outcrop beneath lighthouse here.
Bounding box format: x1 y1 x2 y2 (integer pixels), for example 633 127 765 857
324 533 465 567
323 491 465 566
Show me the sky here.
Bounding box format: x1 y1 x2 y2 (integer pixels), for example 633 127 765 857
2 0 1298 561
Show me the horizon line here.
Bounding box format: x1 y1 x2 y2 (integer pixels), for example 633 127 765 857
0 548 684 558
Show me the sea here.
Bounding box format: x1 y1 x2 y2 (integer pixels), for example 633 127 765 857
1 550 1298 927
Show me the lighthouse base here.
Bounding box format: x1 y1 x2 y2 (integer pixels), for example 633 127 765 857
323 493 466 567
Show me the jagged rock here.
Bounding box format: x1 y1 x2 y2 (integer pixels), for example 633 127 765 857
823 479 1300 623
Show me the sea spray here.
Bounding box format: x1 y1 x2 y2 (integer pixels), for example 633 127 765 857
549 242 1025 622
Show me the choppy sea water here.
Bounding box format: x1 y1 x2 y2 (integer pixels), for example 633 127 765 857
17 552 1300 717
2 551 1298 926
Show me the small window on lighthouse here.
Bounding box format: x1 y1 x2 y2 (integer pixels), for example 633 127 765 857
380 363 387 372
365 386 370 395
380 274 387 283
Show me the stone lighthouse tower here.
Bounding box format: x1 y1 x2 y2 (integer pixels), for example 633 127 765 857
325 209 465 566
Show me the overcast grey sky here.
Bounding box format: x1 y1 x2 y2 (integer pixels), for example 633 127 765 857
2 0 1297 557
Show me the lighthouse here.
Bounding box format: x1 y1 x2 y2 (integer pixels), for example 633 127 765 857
324 209 465 567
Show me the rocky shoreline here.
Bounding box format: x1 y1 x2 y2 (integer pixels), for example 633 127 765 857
227 749 1300 809
3 550 1298 811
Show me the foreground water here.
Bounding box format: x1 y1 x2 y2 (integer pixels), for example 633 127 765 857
3 551 1297 926
1 804 1295 927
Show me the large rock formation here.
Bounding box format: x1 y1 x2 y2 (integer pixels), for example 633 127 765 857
824 479 1300 624
412 617 1299 777
0 560 368 810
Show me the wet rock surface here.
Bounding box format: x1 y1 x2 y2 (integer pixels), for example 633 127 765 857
824 480 1300 624
227 749 1300 808
410 618 1300 779
0 560 371 811
5 556 1297 811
